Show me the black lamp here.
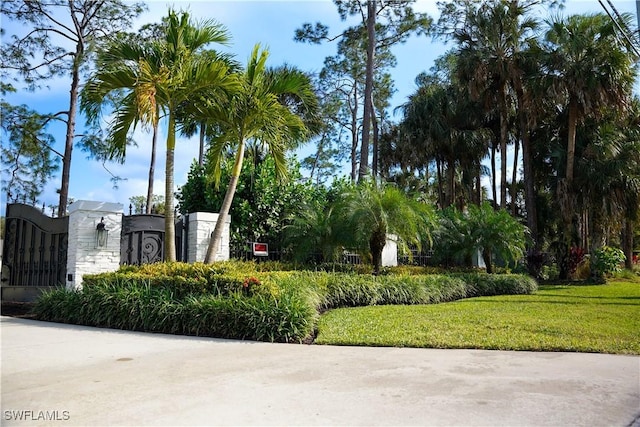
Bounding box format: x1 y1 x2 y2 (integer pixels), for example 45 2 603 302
96 217 108 248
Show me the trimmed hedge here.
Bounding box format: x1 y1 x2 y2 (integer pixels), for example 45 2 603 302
33 262 537 343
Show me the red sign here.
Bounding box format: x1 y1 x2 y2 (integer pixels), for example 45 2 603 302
253 242 268 256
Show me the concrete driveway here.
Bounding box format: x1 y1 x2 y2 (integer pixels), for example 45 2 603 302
1 316 639 426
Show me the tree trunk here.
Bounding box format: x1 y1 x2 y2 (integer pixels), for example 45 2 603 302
475 168 482 206
58 60 81 217
370 228 386 275
350 85 359 182
499 86 508 209
371 99 379 178
164 113 177 262
491 144 497 209
436 158 444 209
358 0 376 182
557 98 579 278
205 138 246 263
309 142 321 183
566 99 578 185
511 138 519 215
447 156 455 208
482 248 493 274
146 120 158 215
520 121 537 246
198 122 206 167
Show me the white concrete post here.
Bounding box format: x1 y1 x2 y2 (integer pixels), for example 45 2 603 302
382 234 398 267
186 212 231 263
66 201 123 290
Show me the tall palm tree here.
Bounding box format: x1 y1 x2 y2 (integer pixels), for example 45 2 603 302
203 45 319 263
399 66 488 210
574 101 640 258
81 10 238 260
453 0 534 209
540 12 637 227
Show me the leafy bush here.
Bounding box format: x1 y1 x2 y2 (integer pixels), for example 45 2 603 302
433 203 529 273
84 262 280 299
33 282 315 342
540 264 560 281
591 246 626 278
455 273 538 297
33 262 537 343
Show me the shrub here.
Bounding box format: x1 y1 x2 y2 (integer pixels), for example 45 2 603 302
33 262 537 343
591 246 626 278
33 283 315 343
454 273 538 297
84 262 280 299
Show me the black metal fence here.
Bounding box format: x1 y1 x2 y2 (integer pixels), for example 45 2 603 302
2 204 68 287
228 240 434 266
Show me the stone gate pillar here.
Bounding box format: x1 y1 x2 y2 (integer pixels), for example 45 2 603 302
66 201 123 290
185 212 231 263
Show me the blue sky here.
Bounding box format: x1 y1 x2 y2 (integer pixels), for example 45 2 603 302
2 0 638 215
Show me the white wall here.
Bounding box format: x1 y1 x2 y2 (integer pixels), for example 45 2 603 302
66 201 123 290
186 212 231 263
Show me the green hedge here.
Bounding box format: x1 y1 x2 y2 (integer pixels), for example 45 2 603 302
33 282 315 342
33 262 537 343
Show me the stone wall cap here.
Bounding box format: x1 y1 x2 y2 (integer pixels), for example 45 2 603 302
68 200 124 214
188 212 230 223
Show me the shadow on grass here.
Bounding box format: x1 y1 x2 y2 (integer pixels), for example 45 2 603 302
467 295 639 306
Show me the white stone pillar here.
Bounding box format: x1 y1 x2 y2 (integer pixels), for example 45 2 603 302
382 234 398 267
66 201 123 290
186 212 230 263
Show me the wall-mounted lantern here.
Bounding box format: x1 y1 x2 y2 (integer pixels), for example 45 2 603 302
96 217 108 248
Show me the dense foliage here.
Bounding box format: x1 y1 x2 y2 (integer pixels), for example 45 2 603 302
384 1 639 277
433 202 529 273
33 262 537 343
178 155 323 248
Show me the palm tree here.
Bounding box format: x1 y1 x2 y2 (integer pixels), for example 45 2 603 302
81 10 238 260
399 66 488 210
574 100 640 259
540 12 637 227
437 202 529 273
452 0 531 209
283 203 345 264
339 179 436 274
203 45 319 263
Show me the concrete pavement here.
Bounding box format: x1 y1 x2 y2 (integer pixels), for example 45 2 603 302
1 315 639 426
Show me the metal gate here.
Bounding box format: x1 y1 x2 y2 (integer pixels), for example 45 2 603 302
1 203 68 288
120 214 187 265
120 214 165 265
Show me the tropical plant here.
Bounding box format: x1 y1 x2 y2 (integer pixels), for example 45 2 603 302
396 66 489 209
591 246 626 278
445 0 536 209
539 12 637 240
338 179 436 274
178 154 323 250
202 45 319 263
81 10 238 261
283 202 344 264
435 202 529 274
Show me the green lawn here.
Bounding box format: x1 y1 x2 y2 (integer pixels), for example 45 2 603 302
315 278 640 354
